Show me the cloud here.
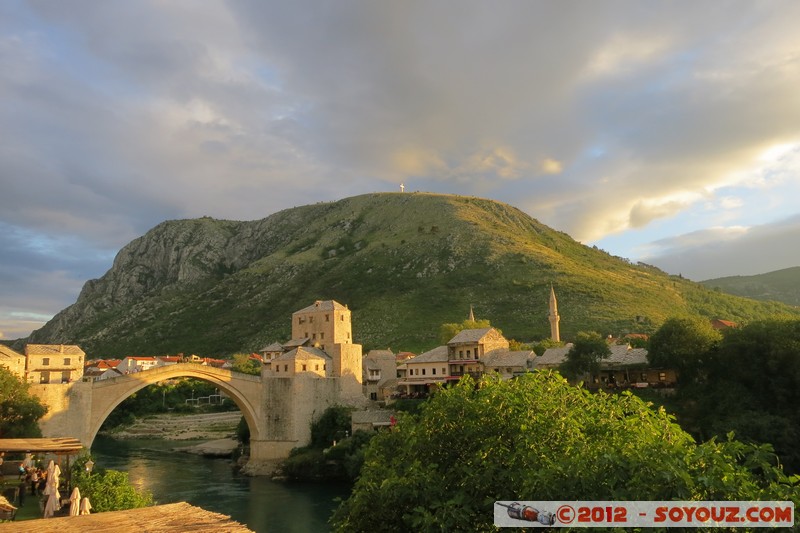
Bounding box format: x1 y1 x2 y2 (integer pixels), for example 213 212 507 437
643 216 800 280
540 158 563 175
3 1 800 335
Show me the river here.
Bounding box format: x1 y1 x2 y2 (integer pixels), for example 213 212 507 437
91 435 352 532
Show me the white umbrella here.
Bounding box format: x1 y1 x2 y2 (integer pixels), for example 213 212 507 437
69 487 81 516
43 489 60 518
79 497 92 515
44 460 61 506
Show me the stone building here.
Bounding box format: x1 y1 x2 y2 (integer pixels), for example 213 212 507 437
362 349 397 401
398 328 536 396
271 346 330 377
0 344 26 379
264 300 363 398
24 344 85 384
292 300 353 351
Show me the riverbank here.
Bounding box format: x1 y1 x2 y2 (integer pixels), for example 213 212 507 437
101 411 242 457
102 411 241 441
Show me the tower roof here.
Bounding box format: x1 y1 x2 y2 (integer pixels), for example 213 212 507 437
293 300 349 314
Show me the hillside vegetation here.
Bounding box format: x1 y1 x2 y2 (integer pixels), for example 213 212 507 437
26 193 799 357
702 267 800 306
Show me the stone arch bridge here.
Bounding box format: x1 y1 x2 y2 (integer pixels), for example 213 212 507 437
31 363 364 468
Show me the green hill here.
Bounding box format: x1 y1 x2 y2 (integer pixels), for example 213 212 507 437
25 193 800 358
701 267 800 307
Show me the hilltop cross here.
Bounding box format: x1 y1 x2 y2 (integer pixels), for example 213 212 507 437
400 183 405 192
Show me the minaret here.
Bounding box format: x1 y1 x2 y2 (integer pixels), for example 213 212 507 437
468 304 475 322
548 285 560 342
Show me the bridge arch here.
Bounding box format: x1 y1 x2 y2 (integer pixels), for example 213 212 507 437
87 364 264 448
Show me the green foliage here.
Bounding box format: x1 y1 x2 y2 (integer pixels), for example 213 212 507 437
391 398 426 415
507 339 530 351
230 353 261 375
236 415 250 444
530 337 563 356
661 319 800 473
310 405 352 448
282 448 328 480
440 318 492 344
281 407 376 481
648 316 721 383
283 430 376 482
71 454 154 512
701 266 800 306
332 373 800 532
560 331 611 379
0 366 47 437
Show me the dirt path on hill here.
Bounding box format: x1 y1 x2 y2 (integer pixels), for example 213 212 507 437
103 411 242 441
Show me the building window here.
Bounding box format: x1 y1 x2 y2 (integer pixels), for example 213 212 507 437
326 314 330 322
309 316 314 323
467 349 471 357
64 357 71 366
659 372 666 381
276 366 279 372
42 358 50 366
312 333 316 340
320 332 324 339
442 368 446 375
61 371 70 383
422 369 426 375
506 367 512 373
370 392 377 400
640 373 647 382
302 365 307 371
432 368 436 375
40 371 50 384
459 350 463 358
323 364 326 371
315 365 319 371
341 315 344 321
284 365 288 372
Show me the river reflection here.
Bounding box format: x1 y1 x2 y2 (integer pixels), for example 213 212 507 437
91 435 351 533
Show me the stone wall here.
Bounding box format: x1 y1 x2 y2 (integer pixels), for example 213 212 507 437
31 381 93 443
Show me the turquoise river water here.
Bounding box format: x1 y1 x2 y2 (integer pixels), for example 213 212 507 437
91 435 351 533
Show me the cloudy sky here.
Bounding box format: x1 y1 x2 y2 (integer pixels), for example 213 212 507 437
3 1 800 339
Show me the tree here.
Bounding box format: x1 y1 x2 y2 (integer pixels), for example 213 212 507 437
648 316 721 383
332 372 800 532
560 331 610 380
0 366 47 437
678 319 800 472
531 337 563 356
230 353 261 375
439 319 493 344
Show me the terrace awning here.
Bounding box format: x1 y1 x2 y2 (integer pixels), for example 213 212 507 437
0 502 254 532
0 437 84 454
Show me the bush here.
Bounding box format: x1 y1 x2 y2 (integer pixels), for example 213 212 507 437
332 372 800 532
310 406 352 448
71 454 153 512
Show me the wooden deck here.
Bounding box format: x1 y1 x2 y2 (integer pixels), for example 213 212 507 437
0 502 254 532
